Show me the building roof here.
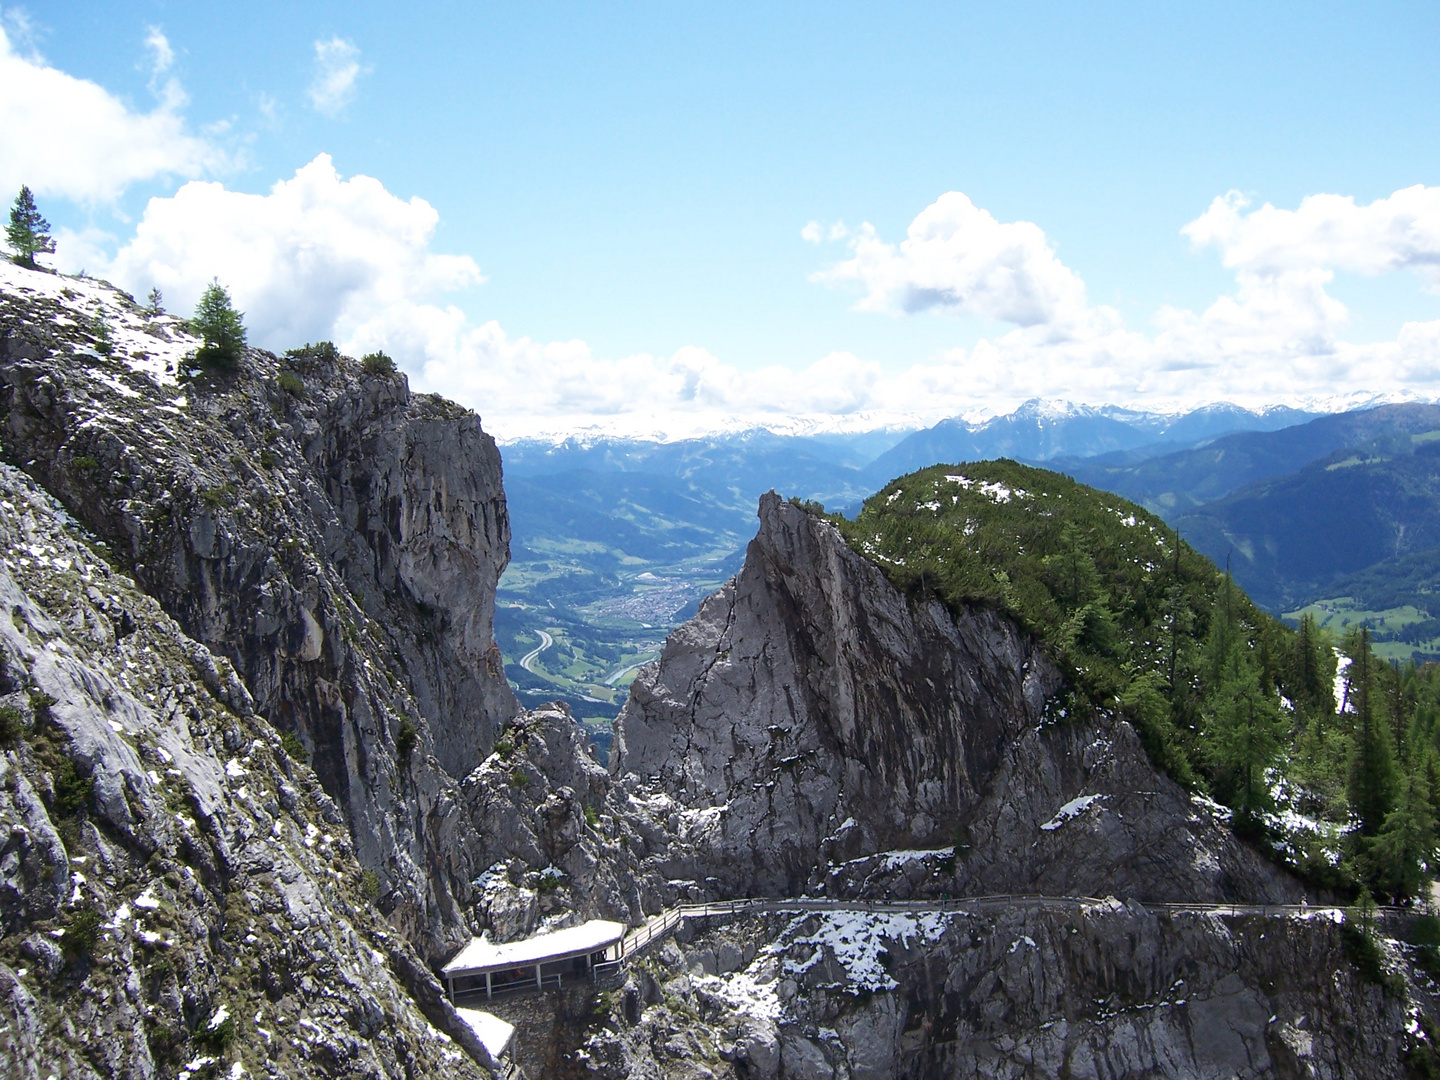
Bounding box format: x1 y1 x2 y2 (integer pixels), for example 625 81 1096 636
455 1008 515 1060
442 919 627 976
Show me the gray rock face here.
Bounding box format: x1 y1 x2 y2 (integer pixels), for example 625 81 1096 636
302 375 516 779
593 901 1426 1080
0 273 521 955
0 458 493 1078
460 703 647 942
613 493 1299 904
613 492 1059 896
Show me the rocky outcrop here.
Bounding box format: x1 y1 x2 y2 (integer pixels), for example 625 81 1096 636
588 903 1433 1079
612 492 1299 904
302 372 516 780
0 458 496 1078
0 268 525 958
460 703 647 943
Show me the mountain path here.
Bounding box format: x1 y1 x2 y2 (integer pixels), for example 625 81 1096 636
618 893 1393 959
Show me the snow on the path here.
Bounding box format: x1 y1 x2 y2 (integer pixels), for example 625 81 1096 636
455 1007 515 1060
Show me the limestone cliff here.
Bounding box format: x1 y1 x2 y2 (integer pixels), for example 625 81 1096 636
612 492 1299 905
0 458 496 1078
588 901 1434 1080
0 267 535 959
583 494 1438 1079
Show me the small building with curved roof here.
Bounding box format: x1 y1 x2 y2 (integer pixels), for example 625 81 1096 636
441 919 627 1000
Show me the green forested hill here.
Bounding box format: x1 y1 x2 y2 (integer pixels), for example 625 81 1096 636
1286 548 1440 663
1172 440 1440 613
1065 402 1440 515
1319 547 1440 614
828 460 1440 903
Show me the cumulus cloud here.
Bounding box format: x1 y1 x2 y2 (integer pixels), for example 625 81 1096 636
1183 187 1440 288
1141 185 1440 377
106 154 481 347
805 186 1440 422
80 166 1440 437
0 23 221 203
86 155 895 438
308 37 364 117
811 192 1102 336
333 294 892 439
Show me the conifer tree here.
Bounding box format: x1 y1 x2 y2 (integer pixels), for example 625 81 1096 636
6 186 55 269
1166 530 1186 692
1202 573 1286 816
1282 612 1337 730
1369 768 1435 901
1204 569 1241 692
1205 641 1287 816
1347 629 1399 838
146 287 164 315
1041 522 1103 608
1384 661 1409 761
1421 745 1440 824
192 280 247 369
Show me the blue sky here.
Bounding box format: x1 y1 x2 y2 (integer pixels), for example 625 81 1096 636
6 2 1440 436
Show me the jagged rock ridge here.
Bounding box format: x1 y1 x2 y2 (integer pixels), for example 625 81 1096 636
612 491 1300 905
582 494 1439 1079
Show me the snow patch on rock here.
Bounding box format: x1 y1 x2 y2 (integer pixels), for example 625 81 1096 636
1040 794 1103 831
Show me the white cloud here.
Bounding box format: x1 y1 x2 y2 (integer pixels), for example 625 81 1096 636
53 225 117 276
308 37 364 117
1183 187 1440 289
343 300 891 440
75 164 1440 438
256 91 280 127
1 7 38 55
105 154 481 348
811 192 1102 336
803 186 1440 423
801 220 849 244
0 22 221 203
83 155 896 439
144 27 175 76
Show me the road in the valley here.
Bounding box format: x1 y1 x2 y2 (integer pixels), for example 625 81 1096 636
519 630 554 673
604 658 654 685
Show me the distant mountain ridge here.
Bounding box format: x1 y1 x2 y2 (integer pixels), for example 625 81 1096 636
1064 403 1440 515
495 397 1440 700
502 399 1323 506
861 399 1316 484
1172 431 1440 611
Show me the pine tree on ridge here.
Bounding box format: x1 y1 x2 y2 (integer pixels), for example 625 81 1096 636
6 186 56 269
